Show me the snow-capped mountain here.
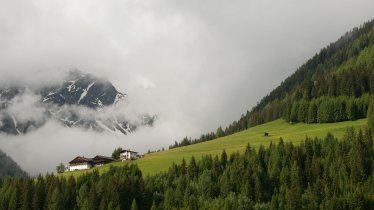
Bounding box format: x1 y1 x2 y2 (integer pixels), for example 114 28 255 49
40 70 125 108
0 70 154 135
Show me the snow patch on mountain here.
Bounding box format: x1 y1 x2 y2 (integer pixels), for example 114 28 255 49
11 116 21 134
77 82 95 104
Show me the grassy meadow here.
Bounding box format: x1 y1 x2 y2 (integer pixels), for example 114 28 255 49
61 118 367 178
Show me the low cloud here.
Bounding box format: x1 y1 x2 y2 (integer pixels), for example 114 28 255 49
0 116 185 175
6 90 46 124
0 88 175 175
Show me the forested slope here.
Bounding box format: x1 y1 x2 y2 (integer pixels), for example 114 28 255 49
1 128 373 209
172 19 374 148
61 119 366 178
0 150 27 177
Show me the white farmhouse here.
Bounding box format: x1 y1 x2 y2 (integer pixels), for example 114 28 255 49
68 156 93 171
120 149 138 161
67 155 115 172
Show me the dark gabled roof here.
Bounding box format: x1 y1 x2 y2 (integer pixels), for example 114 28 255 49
120 149 138 153
69 156 93 164
92 155 115 163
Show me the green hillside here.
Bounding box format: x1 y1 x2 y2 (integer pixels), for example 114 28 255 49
171 20 374 148
62 118 367 178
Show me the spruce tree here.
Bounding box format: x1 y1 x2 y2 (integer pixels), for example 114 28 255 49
221 149 227 168
32 176 45 210
88 185 98 210
19 179 32 210
131 199 138 210
307 100 318 123
298 100 308 122
367 97 374 131
48 187 63 210
290 102 300 122
216 126 225 138
150 201 158 210
187 156 197 180
8 188 20 210
346 99 358 120
180 158 187 176
76 184 89 210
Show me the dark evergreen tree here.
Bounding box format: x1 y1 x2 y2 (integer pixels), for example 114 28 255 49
367 97 374 132
76 184 89 210
307 100 318 123
216 126 225 138
131 199 138 210
187 156 198 180
47 187 63 210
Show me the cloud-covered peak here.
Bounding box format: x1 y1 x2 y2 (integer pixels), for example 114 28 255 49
0 70 152 135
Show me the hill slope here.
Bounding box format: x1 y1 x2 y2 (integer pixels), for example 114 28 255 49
0 150 27 177
62 118 367 177
64 20 373 177
170 19 374 148
244 19 374 126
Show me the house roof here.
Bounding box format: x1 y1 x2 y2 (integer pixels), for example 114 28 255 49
69 156 93 164
92 155 115 163
120 149 138 153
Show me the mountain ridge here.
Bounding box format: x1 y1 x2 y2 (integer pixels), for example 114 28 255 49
0 70 153 135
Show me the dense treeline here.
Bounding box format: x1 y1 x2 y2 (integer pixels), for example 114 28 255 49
368 99 374 132
246 19 374 127
171 19 374 149
169 132 217 149
1 128 374 209
0 165 147 210
249 61 374 126
170 94 371 149
0 150 27 178
285 95 370 123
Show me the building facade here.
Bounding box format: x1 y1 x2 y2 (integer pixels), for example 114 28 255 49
120 150 138 160
68 156 93 171
66 150 139 172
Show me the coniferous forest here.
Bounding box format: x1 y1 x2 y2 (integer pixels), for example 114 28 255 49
0 127 373 210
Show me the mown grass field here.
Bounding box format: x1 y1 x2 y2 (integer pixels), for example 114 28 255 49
61 118 367 178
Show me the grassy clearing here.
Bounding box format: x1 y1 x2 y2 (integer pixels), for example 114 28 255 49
61 118 367 178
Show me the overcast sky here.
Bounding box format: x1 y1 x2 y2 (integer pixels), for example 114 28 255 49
1 0 374 174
